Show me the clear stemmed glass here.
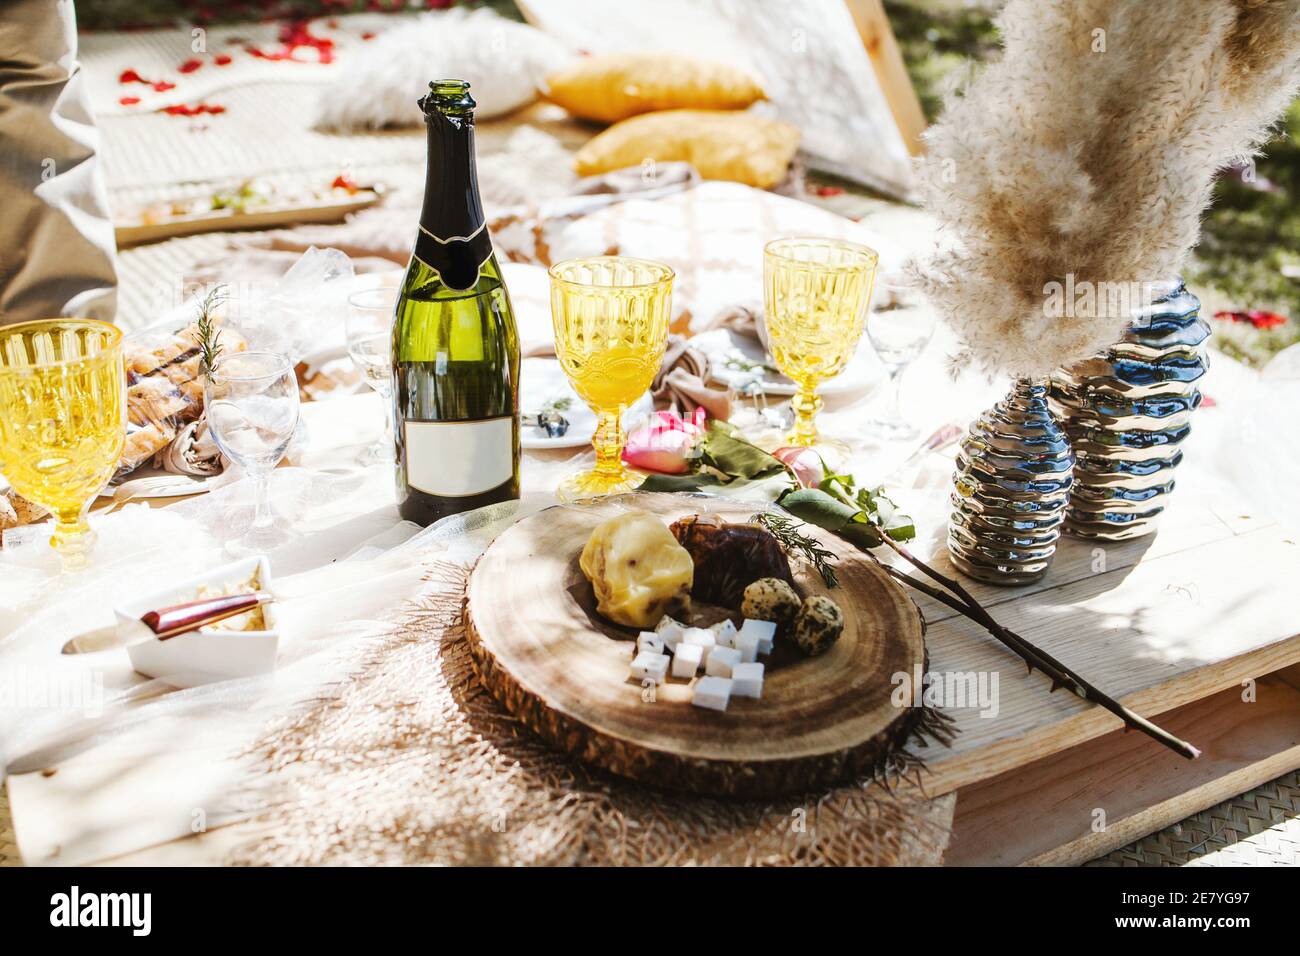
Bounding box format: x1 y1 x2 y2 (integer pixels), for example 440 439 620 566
549 256 674 502
203 351 300 556
0 319 125 572
345 288 397 465
763 237 879 456
862 278 938 441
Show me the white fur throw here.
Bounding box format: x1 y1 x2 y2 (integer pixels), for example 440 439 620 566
314 9 572 130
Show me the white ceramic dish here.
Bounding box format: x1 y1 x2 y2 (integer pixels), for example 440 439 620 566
121 556 279 688
520 357 655 449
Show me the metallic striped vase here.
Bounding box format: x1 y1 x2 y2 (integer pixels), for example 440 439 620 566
948 378 1076 586
1048 280 1210 541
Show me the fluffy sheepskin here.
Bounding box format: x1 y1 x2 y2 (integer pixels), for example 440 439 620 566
314 8 573 130
910 0 1300 378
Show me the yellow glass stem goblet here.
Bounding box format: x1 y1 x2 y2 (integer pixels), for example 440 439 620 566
549 256 674 502
0 319 125 572
763 237 879 451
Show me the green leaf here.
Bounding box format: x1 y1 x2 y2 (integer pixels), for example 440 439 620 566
699 420 785 480
636 472 724 493
777 488 884 549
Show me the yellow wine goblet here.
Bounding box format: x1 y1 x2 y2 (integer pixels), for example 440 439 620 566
549 256 674 501
0 319 125 572
763 237 879 450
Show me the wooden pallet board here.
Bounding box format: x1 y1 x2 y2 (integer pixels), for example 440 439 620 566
904 512 1300 797
946 665 1300 866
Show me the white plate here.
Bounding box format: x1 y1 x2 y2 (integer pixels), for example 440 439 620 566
520 358 655 450
688 328 880 397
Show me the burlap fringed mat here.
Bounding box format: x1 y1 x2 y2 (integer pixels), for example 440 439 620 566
225 562 955 866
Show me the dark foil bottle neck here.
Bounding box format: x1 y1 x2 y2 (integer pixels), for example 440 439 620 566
419 106 484 240
414 93 492 291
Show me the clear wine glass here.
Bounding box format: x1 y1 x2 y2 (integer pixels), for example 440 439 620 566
204 351 300 556
862 278 937 441
346 288 396 466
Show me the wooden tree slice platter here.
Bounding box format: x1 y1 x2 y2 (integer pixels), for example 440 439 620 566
464 492 926 798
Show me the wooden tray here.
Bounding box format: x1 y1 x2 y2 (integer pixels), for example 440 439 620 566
114 189 383 248
464 492 926 798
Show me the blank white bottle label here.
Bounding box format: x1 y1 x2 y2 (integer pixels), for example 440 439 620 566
404 416 514 497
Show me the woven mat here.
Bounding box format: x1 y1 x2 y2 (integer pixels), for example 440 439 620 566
206 562 953 866
1088 769 1300 867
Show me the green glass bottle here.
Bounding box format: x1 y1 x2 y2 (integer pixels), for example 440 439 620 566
392 79 520 526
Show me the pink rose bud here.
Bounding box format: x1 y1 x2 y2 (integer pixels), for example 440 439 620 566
622 410 706 474
773 445 825 488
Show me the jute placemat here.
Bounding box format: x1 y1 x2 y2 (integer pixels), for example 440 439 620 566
216 562 955 866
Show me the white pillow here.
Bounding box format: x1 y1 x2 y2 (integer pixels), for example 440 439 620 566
315 9 572 130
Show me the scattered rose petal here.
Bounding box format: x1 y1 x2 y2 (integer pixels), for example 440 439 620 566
361 31 376 40
178 58 203 74
160 101 226 117
1213 309 1288 330
331 173 359 193
214 54 232 66
119 96 141 106
118 68 145 84
152 80 176 92
812 185 844 197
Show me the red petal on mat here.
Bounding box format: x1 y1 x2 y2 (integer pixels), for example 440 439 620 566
118 68 145 84
214 54 233 66
361 31 376 40
159 101 226 117
152 80 176 92
1214 309 1289 329
178 58 203 74
812 185 845 197
119 96 141 106
1200 394 1217 408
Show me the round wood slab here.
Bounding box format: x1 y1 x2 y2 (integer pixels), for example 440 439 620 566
464 492 925 798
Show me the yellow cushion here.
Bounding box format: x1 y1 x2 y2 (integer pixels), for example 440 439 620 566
542 53 765 123
574 110 800 190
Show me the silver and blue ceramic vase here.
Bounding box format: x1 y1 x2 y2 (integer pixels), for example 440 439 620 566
948 378 1076 586
1049 280 1210 540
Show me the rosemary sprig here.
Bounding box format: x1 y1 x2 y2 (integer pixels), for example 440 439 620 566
192 283 228 381
752 510 839 588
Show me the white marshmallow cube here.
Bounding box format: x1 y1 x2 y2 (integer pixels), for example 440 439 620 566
630 651 670 684
731 662 764 698
637 632 665 656
656 617 686 650
740 618 777 656
691 676 732 712
683 627 716 662
711 619 738 649
705 645 741 678
671 641 703 678
735 631 761 664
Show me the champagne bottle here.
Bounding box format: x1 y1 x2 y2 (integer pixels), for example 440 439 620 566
392 79 521 526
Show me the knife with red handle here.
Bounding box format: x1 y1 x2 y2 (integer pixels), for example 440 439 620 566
60 591 276 655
